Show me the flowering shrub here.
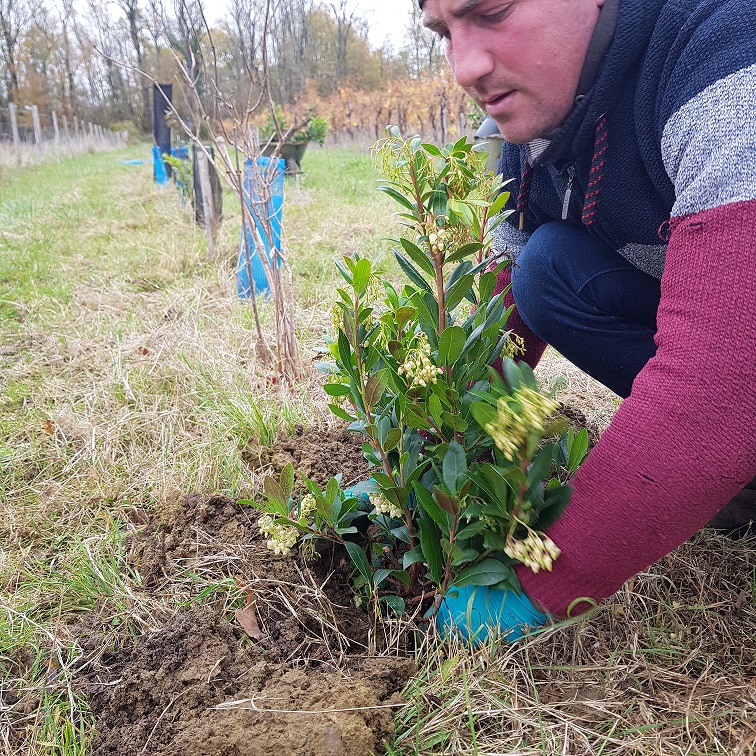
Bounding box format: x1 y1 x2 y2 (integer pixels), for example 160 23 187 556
243 130 589 616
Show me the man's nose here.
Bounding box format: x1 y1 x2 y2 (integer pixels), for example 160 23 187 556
449 33 495 90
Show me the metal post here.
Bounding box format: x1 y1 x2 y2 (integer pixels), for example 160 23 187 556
74 115 80 138
52 111 60 141
62 114 69 140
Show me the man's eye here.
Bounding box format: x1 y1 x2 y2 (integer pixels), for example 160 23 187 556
480 8 508 23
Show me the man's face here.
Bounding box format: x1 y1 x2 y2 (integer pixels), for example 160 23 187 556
422 0 606 144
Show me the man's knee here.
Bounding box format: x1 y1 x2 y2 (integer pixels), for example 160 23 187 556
510 224 561 335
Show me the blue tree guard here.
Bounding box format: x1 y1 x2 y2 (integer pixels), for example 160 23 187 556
237 156 285 297
170 145 190 204
152 145 169 184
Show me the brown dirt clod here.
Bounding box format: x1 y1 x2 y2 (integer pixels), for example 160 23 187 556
89 607 413 756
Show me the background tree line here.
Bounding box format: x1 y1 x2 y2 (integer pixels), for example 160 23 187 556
0 0 455 140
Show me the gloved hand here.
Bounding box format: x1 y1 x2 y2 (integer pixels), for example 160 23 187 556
435 584 548 645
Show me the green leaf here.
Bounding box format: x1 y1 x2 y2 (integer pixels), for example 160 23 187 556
372 568 392 587
328 403 355 422
568 428 589 472
325 477 339 505
344 541 373 584
454 558 512 588
403 405 431 430
323 383 351 397
442 440 466 495
413 482 451 533
395 250 432 292
428 394 443 427
352 258 372 296
455 519 488 541
478 271 497 305
402 544 424 569
440 412 468 432
383 427 402 453
280 463 294 502
378 184 417 212
437 325 466 366
489 189 511 216
337 330 353 372
536 485 573 530
451 547 480 567
469 401 498 430
503 358 523 390
333 256 353 284
527 444 554 492
394 306 417 329
380 595 406 615
445 242 484 264
400 238 435 277
444 274 475 311
419 515 444 585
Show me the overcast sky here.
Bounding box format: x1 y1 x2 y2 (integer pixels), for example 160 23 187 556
350 0 413 51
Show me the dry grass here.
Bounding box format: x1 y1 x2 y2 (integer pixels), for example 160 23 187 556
395 532 756 755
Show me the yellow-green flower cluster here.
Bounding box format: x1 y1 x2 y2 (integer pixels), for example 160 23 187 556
369 492 404 519
397 333 442 388
502 333 526 360
484 386 560 459
258 514 298 556
300 493 317 518
330 304 343 332
505 531 561 573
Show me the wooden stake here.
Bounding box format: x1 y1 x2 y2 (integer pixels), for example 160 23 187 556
196 149 217 255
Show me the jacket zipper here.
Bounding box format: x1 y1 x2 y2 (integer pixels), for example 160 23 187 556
561 165 576 220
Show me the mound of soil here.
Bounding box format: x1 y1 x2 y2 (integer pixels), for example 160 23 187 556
243 424 369 490
87 426 413 755
90 607 412 756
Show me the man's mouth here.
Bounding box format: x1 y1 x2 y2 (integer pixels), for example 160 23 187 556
485 92 513 105
483 91 515 116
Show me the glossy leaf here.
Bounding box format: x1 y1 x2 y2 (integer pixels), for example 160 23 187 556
437 325 466 366
442 440 467 495
454 558 512 588
400 238 435 277
344 541 373 584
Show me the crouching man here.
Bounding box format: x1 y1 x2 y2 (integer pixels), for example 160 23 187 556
419 0 756 641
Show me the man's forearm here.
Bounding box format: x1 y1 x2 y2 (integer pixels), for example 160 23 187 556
517 200 756 616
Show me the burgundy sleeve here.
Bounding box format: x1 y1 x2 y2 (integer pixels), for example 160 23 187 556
517 200 756 617
494 263 547 370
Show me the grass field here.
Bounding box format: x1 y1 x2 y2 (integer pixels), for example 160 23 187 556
1 143 754 755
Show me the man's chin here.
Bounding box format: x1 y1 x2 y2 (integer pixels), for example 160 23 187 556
491 119 537 145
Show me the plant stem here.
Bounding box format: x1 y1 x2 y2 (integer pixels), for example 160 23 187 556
435 251 446 334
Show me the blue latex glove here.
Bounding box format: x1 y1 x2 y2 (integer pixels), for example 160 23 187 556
435 584 548 645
